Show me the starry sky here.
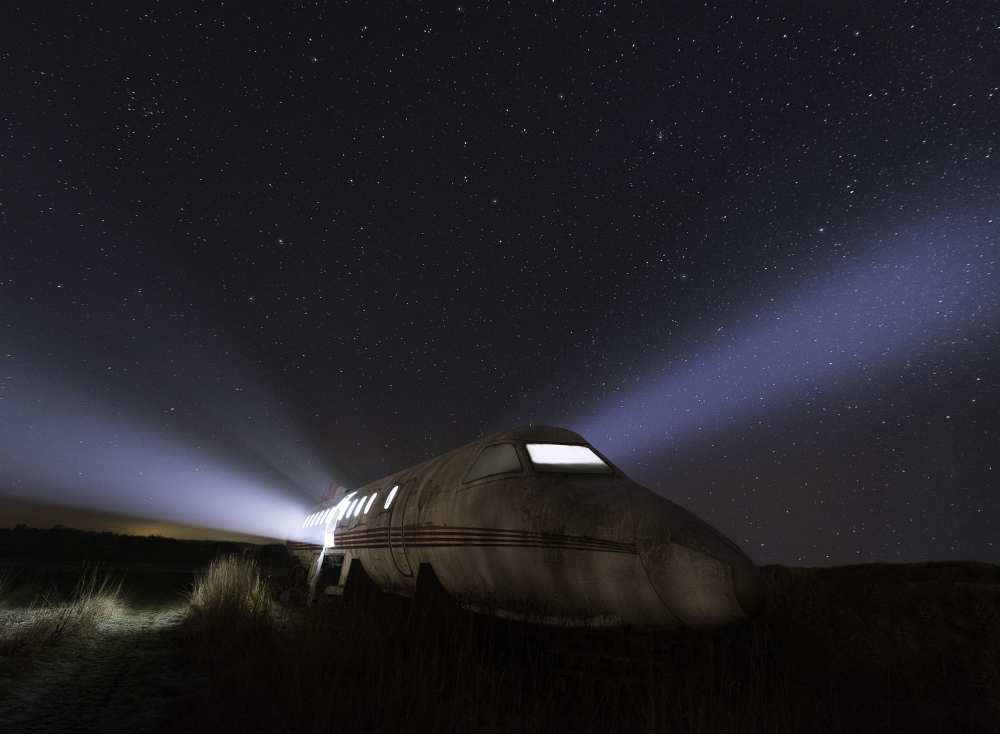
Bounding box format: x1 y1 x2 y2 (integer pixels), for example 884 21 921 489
2 3 998 563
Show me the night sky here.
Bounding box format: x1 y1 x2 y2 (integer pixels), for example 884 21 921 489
2 3 998 564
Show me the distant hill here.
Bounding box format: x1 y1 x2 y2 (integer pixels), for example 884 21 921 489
0 496 279 544
0 524 284 568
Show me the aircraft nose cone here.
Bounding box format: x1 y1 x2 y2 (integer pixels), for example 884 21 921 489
732 558 764 617
635 496 763 627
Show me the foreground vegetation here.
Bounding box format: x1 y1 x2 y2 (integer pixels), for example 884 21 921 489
0 566 122 658
2 533 997 733
178 556 1000 734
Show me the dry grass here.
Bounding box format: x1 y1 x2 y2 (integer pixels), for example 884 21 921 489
186 555 277 642
176 580 780 733
188 554 274 618
170 559 1000 734
0 566 123 657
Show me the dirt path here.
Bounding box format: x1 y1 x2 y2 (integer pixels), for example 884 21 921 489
0 605 197 733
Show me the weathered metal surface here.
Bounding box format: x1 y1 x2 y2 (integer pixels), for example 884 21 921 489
287 426 762 629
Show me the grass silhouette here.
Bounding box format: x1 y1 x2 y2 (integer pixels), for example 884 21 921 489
173 557 1000 733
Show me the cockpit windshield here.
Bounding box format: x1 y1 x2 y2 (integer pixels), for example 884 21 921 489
524 443 612 475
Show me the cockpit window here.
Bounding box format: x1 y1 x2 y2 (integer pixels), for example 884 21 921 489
464 443 522 482
525 443 613 475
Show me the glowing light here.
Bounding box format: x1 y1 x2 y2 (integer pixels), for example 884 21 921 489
364 493 377 514
525 443 611 474
353 496 366 518
333 493 355 524
526 443 604 465
0 353 339 542
346 499 359 518
384 485 399 509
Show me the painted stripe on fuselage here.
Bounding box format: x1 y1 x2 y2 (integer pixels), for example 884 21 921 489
287 541 323 551
323 526 636 555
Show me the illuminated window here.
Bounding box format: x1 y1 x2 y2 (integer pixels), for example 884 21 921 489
345 499 359 519
353 496 366 518
307 513 318 527
302 516 309 528
364 493 378 514
464 443 522 482
384 485 399 509
525 443 612 475
322 508 333 524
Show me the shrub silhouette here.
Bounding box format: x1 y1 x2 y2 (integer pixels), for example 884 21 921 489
186 554 277 647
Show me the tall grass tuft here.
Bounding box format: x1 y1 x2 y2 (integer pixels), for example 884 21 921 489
186 555 276 643
0 565 122 656
44 566 123 642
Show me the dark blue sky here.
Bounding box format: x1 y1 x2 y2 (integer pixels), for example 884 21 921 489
1 2 997 562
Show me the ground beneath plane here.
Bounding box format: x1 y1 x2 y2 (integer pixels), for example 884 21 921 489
0 604 191 733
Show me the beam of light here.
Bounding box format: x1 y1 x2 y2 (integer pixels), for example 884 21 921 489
575 209 998 461
0 356 333 542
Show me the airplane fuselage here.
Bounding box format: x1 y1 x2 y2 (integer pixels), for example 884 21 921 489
288 426 762 629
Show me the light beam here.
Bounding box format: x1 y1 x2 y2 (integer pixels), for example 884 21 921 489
576 209 998 462
0 354 333 541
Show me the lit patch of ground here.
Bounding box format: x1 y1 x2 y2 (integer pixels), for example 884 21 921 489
0 606 190 733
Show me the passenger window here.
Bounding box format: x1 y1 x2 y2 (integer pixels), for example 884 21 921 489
384 484 399 510
464 443 522 482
